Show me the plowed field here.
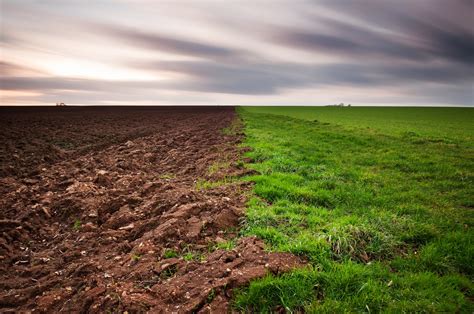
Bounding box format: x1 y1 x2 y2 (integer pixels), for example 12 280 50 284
0 107 303 313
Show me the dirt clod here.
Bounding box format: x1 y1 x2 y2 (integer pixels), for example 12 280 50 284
0 107 304 312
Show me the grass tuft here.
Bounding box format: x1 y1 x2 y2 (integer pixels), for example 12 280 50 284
163 249 179 259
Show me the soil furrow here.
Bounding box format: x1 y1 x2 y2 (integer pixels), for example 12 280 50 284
0 107 304 313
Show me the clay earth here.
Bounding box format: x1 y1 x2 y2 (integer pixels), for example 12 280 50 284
0 107 304 313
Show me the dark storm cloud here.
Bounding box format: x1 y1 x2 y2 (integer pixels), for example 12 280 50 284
95 24 249 60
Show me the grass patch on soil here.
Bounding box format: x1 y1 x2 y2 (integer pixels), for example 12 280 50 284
195 178 232 190
234 106 474 312
222 117 243 136
73 219 82 230
195 177 242 191
208 160 232 176
214 239 237 251
163 249 179 259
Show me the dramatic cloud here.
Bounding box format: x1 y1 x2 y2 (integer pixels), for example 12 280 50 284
272 23 429 62
95 24 249 61
1 0 473 106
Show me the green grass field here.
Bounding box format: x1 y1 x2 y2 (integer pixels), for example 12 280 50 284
244 106 474 141
234 106 473 312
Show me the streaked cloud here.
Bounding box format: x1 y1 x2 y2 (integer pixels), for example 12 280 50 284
95 24 251 61
1 0 473 106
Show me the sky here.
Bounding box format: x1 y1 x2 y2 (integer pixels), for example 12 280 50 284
1 0 473 106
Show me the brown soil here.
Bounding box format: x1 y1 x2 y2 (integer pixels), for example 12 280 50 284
0 107 304 313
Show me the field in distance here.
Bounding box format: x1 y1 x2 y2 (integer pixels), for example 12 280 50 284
244 106 474 141
234 106 473 312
